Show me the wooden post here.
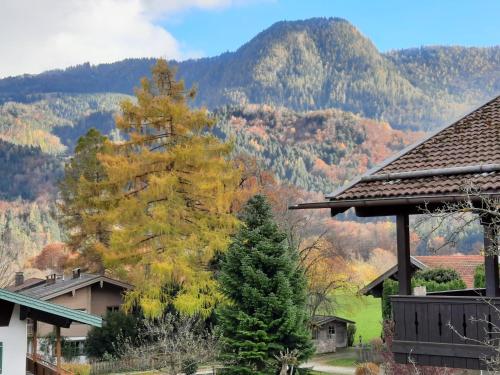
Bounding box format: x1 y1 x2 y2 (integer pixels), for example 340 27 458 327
32 319 38 374
483 223 499 297
56 326 62 374
396 214 412 295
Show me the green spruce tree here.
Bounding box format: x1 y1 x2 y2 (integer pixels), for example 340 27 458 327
217 195 313 374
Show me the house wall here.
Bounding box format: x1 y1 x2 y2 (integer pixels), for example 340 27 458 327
312 322 349 354
335 322 348 348
0 304 27 375
38 287 92 337
37 282 126 339
90 283 125 316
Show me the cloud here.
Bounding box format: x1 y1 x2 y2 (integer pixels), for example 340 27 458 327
0 0 250 78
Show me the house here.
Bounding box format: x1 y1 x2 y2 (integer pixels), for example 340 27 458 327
311 315 354 354
291 95 500 370
0 288 101 375
361 255 485 297
7 269 131 360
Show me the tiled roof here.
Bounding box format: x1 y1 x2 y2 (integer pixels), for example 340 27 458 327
414 255 484 289
333 95 500 201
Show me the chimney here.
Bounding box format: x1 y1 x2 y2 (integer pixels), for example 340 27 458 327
72 268 81 279
46 273 56 286
15 272 24 286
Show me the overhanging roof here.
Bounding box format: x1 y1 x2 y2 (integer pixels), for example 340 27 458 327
311 315 355 326
20 274 132 300
291 95 500 216
0 288 102 327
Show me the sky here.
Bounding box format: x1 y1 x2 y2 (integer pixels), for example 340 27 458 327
0 0 499 78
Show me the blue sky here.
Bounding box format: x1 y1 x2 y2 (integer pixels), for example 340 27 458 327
1 0 499 77
165 0 500 56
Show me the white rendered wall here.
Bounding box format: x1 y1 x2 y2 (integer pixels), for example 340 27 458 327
0 304 27 375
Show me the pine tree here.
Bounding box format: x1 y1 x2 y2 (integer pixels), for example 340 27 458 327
217 195 313 375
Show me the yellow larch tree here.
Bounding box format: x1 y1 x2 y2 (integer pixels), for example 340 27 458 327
98 60 241 318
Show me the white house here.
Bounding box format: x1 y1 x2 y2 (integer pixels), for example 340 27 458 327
0 288 102 375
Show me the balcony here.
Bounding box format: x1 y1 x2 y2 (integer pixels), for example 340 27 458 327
391 295 499 370
26 353 73 375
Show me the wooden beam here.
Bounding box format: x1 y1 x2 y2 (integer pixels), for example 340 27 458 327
56 326 62 373
32 319 38 374
483 224 499 297
396 214 412 295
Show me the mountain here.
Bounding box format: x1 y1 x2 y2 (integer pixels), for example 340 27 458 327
0 18 498 130
214 104 422 193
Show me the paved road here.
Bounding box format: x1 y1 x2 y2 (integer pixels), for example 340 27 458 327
302 362 356 374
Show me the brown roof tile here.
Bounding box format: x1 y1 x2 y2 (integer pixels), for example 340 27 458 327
333 95 500 201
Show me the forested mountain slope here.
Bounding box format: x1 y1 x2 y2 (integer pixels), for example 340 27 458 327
0 18 498 130
214 105 422 192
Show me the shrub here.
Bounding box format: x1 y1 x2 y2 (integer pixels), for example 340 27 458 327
382 269 467 319
62 363 91 375
355 362 379 375
413 268 461 283
85 310 141 359
347 323 357 347
474 264 485 288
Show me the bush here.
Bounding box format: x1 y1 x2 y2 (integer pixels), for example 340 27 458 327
347 323 357 347
474 264 485 288
62 363 91 375
413 268 461 283
85 310 141 359
182 359 198 375
355 362 379 375
382 269 467 319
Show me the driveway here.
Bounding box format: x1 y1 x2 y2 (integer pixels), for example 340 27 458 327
301 361 355 375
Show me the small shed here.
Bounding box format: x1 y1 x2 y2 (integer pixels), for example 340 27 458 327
311 315 355 354
0 288 102 375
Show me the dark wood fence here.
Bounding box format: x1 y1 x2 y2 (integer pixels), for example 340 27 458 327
391 295 500 369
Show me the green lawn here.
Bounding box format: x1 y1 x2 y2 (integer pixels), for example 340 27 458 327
330 294 382 343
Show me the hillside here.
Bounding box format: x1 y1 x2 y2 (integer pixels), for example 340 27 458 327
0 18 498 130
214 104 422 192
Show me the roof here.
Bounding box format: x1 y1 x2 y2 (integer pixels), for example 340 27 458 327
361 255 484 295
311 315 355 326
291 95 500 213
0 288 102 327
359 257 425 295
19 273 132 300
414 255 484 289
6 278 44 292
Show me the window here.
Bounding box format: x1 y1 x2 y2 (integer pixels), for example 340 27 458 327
0 341 3 374
107 306 120 313
328 325 336 339
64 340 85 357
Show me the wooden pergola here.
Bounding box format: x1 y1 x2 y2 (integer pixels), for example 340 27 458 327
291 95 500 369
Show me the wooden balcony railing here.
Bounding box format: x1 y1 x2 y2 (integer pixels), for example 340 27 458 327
26 353 73 375
391 295 500 370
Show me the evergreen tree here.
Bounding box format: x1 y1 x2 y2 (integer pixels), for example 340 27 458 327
59 128 111 272
217 195 313 375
